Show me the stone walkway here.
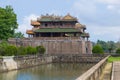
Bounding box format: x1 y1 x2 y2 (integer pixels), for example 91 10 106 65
111 61 120 80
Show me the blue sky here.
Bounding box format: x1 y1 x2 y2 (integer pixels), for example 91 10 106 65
0 0 120 42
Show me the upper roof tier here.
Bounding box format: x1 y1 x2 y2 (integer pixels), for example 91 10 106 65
37 13 77 22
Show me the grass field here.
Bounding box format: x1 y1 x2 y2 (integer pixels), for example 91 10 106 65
107 56 120 63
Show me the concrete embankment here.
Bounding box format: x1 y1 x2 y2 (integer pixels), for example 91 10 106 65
0 54 108 72
0 55 53 72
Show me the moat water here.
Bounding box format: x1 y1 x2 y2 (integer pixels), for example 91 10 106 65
0 63 95 80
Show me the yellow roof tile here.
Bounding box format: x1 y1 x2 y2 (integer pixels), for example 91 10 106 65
31 21 40 26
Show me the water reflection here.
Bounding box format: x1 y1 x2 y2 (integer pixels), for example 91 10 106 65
1 70 17 80
0 63 95 80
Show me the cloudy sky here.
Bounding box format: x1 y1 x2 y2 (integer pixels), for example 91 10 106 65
0 0 120 42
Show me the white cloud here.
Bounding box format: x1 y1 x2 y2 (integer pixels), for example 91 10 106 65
97 0 120 11
16 14 38 37
71 0 120 42
87 25 120 42
72 0 97 16
98 0 120 5
107 5 115 10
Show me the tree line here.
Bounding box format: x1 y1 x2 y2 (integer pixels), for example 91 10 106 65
92 40 120 54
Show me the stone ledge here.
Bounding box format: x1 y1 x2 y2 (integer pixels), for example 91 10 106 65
76 55 110 80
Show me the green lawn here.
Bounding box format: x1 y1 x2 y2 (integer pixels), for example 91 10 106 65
107 56 120 63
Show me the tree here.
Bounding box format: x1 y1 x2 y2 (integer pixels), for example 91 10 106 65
97 40 108 52
26 46 37 55
0 41 17 56
4 45 17 56
107 41 116 53
36 46 46 54
13 32 24 38
17 46 27 55
0 5 18 40
92 44 104 54
96 40 116 53
116 48 120 54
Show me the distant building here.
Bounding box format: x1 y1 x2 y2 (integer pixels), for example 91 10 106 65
9 14 92 54
26 13 89 40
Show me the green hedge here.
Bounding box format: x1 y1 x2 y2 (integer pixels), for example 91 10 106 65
0 41 46 56
116 48 120 54
36 46 46 54
26 46 37 55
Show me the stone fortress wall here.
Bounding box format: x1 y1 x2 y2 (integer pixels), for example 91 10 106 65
8 37 92 54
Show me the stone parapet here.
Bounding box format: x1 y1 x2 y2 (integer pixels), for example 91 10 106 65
76 55 110 80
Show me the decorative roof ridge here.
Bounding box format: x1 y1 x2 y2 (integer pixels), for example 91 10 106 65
62 13 77 20
37 13 77 21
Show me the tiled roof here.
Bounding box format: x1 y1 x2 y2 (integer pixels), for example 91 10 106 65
62 13 77 21
81 33 89 37
34 28 81 33
75 23 86 29
26 30 34 34
37 14 77 22
31 21 40 26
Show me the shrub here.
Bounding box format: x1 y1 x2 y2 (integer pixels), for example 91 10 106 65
17 46 27 55
0 46 6 56
92 44 104 54
36 46 46 54
26 46 37 55
4 45 17 56
116 48 120 54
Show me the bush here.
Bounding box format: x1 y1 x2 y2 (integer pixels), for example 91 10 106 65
0 46 6 56
26 46 37 55
36 46 46 54
17 46 27 55
4 45 17 56
92 44 104 54
116 48 120 54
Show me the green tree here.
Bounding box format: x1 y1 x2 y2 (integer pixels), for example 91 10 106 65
116 48 120 54
17 46 27 55
107 41 116 53
4 45 17 56
13 32 24 38
97 40 108 52
92 44 104 54
0 41 9 56
97 40 116 53
26 46 37 55
36 46 46 54
0 5 18 40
